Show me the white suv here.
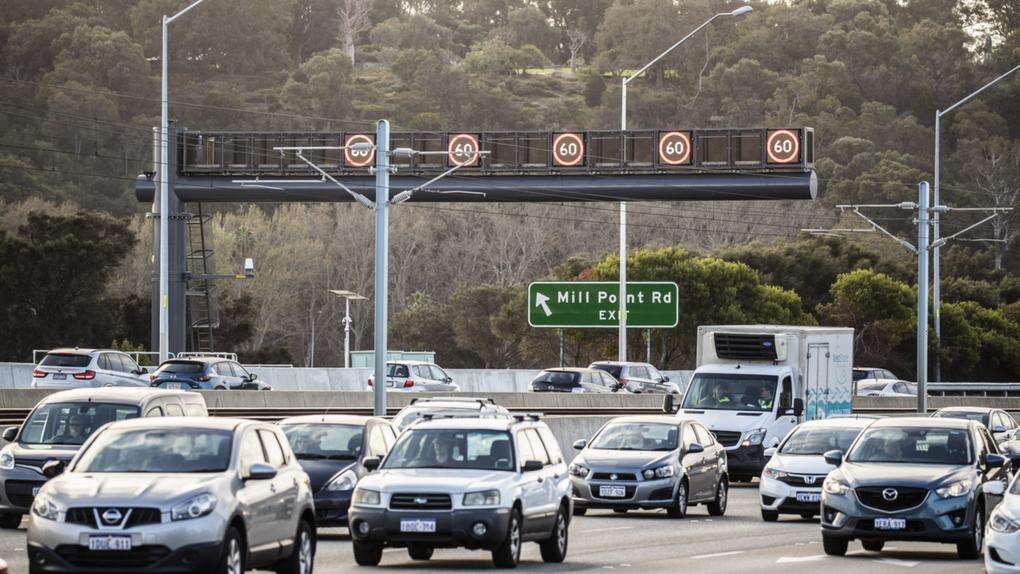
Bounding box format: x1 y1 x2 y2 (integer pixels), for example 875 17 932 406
367 361 460 392
31 349 149 389
391 398 512 431
349 416 571 568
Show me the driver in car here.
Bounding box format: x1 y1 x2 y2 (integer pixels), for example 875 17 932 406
52 414 90 444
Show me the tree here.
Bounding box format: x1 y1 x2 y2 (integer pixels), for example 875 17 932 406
567 28 586 72
338 0 374 66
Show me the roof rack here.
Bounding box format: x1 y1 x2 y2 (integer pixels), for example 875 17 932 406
512 413 543 422
409 397 496 407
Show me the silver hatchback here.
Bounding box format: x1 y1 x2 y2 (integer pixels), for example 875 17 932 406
26 418 316 574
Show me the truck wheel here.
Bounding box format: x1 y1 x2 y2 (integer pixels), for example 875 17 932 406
353 541 383 566
861 540 884 552
822 534 849 556
0 513 22 529
761 509 779 522
492 508 522 568
707 478 728 516
408 544 433 560
667 480 688 518
957 507 983 559
539 506 569 563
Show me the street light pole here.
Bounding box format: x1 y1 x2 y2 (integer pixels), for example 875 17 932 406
932 63 1019 382
329 290 367 369
618 5 752 362
160 0 213 363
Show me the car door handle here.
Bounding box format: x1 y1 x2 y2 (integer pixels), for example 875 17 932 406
536 477 544 483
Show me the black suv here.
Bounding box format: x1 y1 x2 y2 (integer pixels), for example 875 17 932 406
820 417 1009 559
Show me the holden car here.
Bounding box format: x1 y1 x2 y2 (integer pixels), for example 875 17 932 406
149 357 270 390
569 415 727 518
367 361 459 392
933 407 1019 444
348 416 570 568
820 417 1008 559
984 473 1020 573
529 368 624 393
280 414 398 528
759 417 871 521
0 388 206 530
26 417 315 574
31 349 149 389
588 362 680 394
391 398 511 432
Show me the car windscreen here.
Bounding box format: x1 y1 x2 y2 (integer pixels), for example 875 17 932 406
383 429 514 471
281 423 362 461
155 361 205 374
932 411 988 426
533 371 580 386
387 364 409 378
856 381 888 392
779 426 863 455
590 364 623 378
19 402 140 446
681 373 778 412
590 422 678 451
75 428 233 473
852 370 872 381
39 353 91 368
847 427 972 465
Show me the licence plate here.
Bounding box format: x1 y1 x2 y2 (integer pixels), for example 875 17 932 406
164 382 183 389
52 373 66 380
795 492 821 503
599 486 626 498
88 535 132 551
400 519 436 533
874 518 906 530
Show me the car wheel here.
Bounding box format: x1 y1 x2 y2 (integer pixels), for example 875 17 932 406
761 509 779 522
274 519 314 574
861 539 884 552
217 527 245 574
707 478 728 516
539 505 569 563
0 513 21 529
957 505 984 559
667 480 688 518
408 544 433 560
572 507 587 517
353 541 383 566
822 534 849 556
492 508 522 568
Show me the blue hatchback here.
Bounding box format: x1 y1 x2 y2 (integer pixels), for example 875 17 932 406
149 357 271 390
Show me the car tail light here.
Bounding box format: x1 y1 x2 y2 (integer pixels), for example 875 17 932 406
367 378 374 387
32 369 47 378
403 379 414 388
73 370 96 380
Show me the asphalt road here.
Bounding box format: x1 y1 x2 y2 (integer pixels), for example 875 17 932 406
0 484 986 573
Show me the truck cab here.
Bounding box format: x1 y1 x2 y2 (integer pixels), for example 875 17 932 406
675 325 854 483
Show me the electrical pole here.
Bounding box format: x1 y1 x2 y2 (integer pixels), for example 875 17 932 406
916 182 930 414
373 119 390 417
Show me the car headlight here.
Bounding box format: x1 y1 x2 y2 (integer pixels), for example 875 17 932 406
0 445 13 471
823 478 850 495
171 493 217 521
643 465 674 479
463 490 500 506
569 463 590 478
763 467 787 480
991 509 1020 534
743 429 767 446
935 479 972 499
352 488 381 507
325 469 358 492
32 495 60 521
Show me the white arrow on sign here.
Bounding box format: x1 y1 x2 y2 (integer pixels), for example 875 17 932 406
535 293 552 317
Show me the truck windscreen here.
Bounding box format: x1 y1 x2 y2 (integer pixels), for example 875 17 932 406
682 373 779 412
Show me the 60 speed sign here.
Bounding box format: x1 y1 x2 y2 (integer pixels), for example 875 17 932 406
448 133 480 167
658 131 692 165
766 129 800 164
552 133 585 167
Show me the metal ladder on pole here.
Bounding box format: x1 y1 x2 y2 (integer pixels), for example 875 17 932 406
185 203 219 352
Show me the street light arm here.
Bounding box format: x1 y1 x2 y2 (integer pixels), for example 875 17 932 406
930 213 1002 250
850 208 917 253
390 155 489 204
166 0 212 23
295 152 375 208
940 64 1020 116
624 12 727 85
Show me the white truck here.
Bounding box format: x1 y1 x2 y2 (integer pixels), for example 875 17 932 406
674 325 854 482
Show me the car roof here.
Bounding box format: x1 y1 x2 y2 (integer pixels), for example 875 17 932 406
853 367 883 371
163 356 223 364
695 363 790 376
935 406 994 414
589 361 649 367
797 417 875 429
870 416 973 429
387 360 434 365
39 388 203 405
405 417 534 432
104 416 253 432
541 367 595 373
279 415 382 425
46 348 100 355
404 402 490 411
610 415 685 425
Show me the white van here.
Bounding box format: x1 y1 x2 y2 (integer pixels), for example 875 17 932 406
674 325 854 482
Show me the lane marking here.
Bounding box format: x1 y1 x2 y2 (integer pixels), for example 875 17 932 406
692 551 744 560
877 558 919 568
776 555 826 563
581 526 636 534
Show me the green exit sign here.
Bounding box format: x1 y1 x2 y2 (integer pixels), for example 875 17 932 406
528 282 679 328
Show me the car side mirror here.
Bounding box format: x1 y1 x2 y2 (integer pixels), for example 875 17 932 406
984 453 1006 469
662 394 675 414
823 450 844 467
983 481 1006 496
522 460 543 472
2 427 17 442
992 424 1007 433
363 457 382 472
572 439 587 450
764 447 777 458
792 398 804 418
686 443 704 454
248 373 258 381
245 462 277 481
42 459 65 479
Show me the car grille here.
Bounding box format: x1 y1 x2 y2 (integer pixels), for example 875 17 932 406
65 507 162 528
855 487 929 512
777 474 825 487
4 479 45 508
390 493 452 510
56 545 170 568
592 472 638 481
710 431 741 448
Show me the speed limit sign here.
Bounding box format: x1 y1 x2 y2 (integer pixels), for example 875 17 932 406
658 131 692 165
448 133 480 167
552 133 585 167
766 129 800 164
344 134 375 167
